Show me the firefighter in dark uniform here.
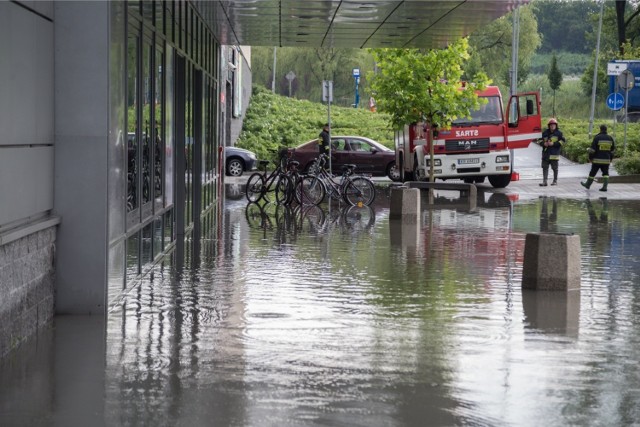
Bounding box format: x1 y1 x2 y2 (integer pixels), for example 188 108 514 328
538 118 565 186
581 124 615 192
318 123 330 155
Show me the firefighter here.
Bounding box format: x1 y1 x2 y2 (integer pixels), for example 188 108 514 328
538 118 566 186
581 124 615 192
318 123 330 155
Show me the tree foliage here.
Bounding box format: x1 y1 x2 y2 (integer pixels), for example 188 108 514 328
533 0 599 54
548 54 562 117
367 39 490 131
580 0 640 99
465 5 540 87
250 47 376 107
548 55 562 92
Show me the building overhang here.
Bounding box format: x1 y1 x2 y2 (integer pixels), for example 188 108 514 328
195 0 529 49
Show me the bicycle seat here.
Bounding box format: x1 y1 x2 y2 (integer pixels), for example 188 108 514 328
341 164 357 172
258 160 270 167
289 160 300 167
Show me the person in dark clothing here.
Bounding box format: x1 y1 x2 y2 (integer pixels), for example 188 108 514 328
581 124 615 192
538 118 566 186
319 123 330 155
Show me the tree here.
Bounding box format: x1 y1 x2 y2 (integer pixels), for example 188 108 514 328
548 54 563 117
249 46 376 106
465 5 541 87
368 38 490 182
533 0 599 54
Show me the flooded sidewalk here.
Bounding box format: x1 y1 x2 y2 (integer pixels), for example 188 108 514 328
2 186 640 426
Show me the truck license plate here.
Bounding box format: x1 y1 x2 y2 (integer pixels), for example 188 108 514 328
458 158 479 165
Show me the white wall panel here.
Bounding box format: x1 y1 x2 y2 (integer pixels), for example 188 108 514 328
0 147 54 227
0 2 54 147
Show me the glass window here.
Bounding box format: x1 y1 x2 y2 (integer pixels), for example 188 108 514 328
185 63 193 228
165 46 174 208
127 32 139 214
154 47 164 207
142 41 153 208
452 96 503 125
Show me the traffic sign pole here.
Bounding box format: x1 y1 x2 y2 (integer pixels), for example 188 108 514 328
618 69 634 152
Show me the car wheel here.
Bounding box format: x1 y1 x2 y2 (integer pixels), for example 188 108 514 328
387 161 401 181
226 158 244 177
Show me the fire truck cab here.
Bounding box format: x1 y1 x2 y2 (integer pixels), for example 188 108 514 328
394 87 542 188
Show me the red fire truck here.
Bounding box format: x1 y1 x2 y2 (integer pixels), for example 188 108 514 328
394 86 542 188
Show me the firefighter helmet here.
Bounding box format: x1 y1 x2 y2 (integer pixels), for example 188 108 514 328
548 118 558 126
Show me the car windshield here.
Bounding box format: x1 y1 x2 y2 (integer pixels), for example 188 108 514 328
452 96 503 125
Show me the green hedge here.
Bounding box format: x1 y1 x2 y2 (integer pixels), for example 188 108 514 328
557 118 640 174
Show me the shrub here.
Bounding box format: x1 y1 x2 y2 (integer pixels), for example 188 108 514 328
614 152 640 175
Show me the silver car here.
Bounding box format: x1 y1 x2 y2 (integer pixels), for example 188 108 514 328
225 146 258 177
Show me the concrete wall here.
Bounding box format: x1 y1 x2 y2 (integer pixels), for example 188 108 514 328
0 227 56 358
225 46 252 147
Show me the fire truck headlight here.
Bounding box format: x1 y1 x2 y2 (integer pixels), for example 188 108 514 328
496 155 510 163
425 159 442 166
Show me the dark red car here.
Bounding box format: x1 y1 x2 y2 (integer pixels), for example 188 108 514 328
288 135 400 181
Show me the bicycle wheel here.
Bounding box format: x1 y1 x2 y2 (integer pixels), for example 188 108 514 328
343 177 376 206
245 173 265 202
275 174 294 205
297 175 326 205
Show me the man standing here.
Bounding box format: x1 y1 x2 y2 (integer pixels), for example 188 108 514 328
538 118 566 186
319 123 330 155
581 124 615 192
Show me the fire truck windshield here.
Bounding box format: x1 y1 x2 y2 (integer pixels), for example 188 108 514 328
452 96 503 125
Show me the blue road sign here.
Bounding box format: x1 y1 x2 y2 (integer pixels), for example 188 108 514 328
607 92 624 110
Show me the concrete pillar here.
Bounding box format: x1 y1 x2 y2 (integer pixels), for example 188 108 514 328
522 232 581 291
389 187 420 223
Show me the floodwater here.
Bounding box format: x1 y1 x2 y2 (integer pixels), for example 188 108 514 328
2 185 640 427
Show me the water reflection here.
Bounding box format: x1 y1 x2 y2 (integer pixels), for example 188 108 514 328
522 290 581 336
3 187 640 426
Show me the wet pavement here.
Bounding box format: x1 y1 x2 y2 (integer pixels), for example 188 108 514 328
2 146 640 426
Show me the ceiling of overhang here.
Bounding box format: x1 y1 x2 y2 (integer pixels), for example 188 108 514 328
194 0 529 49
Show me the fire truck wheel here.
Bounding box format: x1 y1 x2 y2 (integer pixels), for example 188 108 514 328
399 158 413 182
412 157 421 181
488 174 511 188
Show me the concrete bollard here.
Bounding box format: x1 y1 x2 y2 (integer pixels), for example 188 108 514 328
389 187 420 223
522 232 581 291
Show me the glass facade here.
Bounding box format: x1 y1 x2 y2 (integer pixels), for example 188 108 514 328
108 0 221 307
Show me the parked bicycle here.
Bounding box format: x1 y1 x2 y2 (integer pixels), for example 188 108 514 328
245 149 295 204
307 154 376 206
